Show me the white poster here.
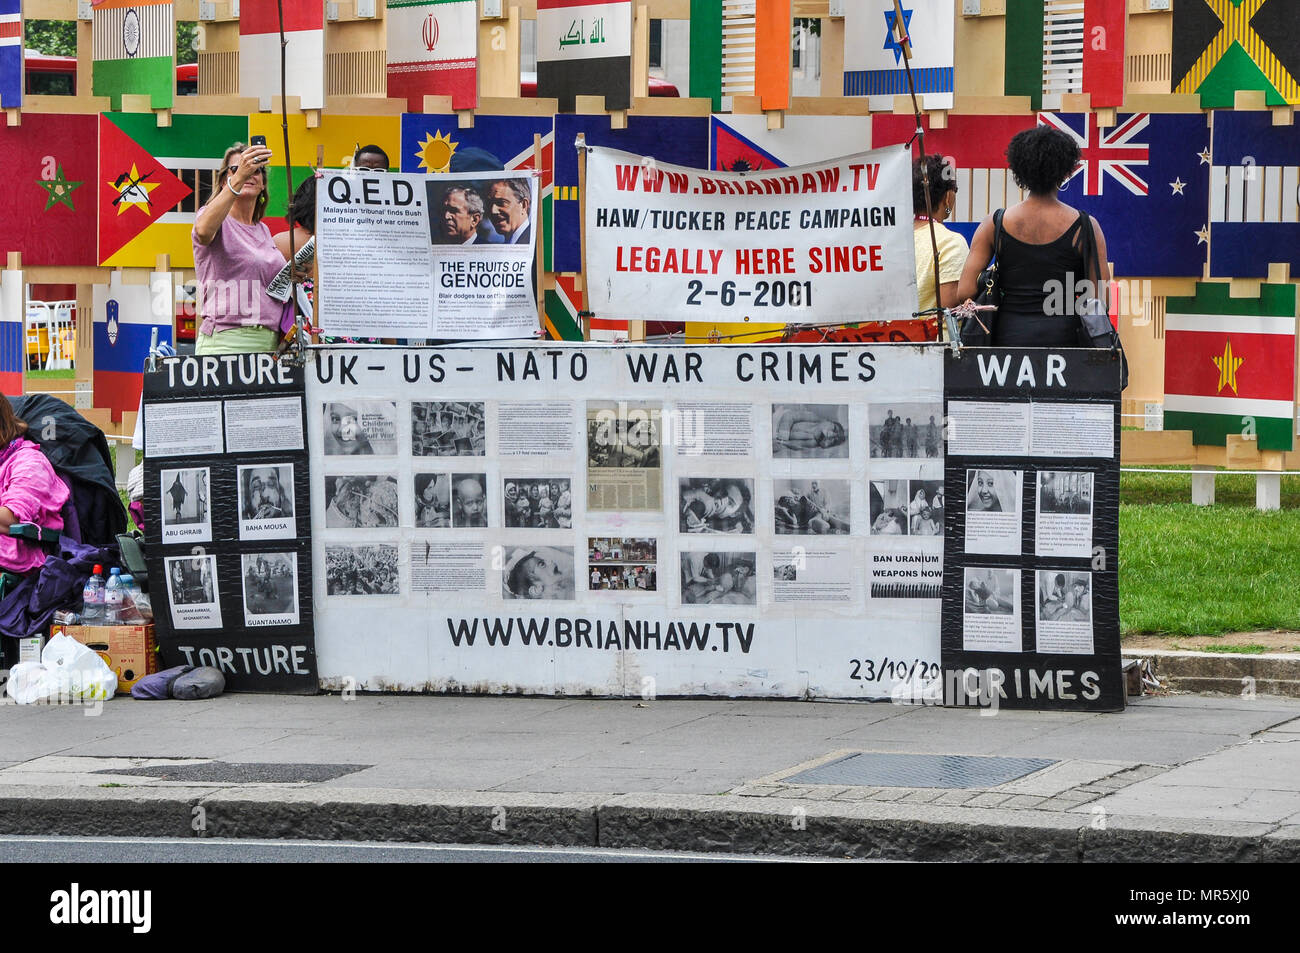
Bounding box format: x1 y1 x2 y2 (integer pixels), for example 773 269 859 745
316 170 539 340
1035 570 1094 655
964 468 1022 556
1035 470 1094 558
242 552 301 628
962 567 1021 653
583 145 917 323
307 344 943 699
237 464 296 541
164 554 223 630
160 467 211 544
144 401 223 457
224 397 304 453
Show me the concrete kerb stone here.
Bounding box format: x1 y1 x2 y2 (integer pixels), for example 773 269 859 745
1127 650 1300 699
1261 826 1300 863
0 785 208 838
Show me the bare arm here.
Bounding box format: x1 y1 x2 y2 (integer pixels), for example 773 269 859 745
936 281 961 309
193 146 272 246
1085 215 1112 311
956 216 997 303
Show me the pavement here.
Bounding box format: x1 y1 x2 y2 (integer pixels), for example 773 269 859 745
1 687 1298 861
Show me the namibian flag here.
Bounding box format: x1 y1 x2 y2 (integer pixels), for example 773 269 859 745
92 0 174 110
1164 282 1297 452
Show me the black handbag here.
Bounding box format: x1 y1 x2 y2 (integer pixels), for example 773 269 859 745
960 208 1004 346
1076 212 1129 390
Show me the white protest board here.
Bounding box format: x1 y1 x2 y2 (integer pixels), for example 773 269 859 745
583 144 917 324
316 170 539 340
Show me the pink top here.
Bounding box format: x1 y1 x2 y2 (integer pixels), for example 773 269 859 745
0 438 69 574
193 208 288 336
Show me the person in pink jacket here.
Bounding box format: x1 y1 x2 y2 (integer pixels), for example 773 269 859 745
0 401 69 574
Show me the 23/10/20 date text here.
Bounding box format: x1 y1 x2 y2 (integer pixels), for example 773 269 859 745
849 658 940 682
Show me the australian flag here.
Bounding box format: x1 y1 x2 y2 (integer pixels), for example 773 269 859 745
0 0 20 108
1041 112 1210 279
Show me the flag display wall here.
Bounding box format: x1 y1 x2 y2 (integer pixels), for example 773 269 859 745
941 349 1124 713
143 356 317 694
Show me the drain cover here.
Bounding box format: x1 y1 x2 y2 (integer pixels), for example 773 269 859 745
93 762 370 783
784 753 1055 789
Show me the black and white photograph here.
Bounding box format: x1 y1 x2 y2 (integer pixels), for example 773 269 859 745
966 468 1020 514
961 567 1022 654
325 544 399 595
160 467 211 544
504 478 572 528
1035 570 1095 655
1038 470 1094 515
237 464 296 541
869 479 911 535
414 473 451 528
680 551 757 606
451 473 489 528
324 475 400 528
588 537 656 592
502 546 576 601
587 401 662 469
1035 470 1094 558
164 554 222 629
868 403 943 459
964 567 1017 616
774 563 797 581
412 401 486 456
907 479 945 537
241 552 300 627
321 400 399 456
679 477 755 534
425 180 508 246
770 403 849 459
774 479 850 535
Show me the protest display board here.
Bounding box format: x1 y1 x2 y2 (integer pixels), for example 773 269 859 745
307 343 944 699
315 169 540 341
582 145 918 325
143 355 318 693
940 348 1124 712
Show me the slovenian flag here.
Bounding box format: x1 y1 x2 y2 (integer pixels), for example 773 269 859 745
93 274 175 416
1164 283 1296 453
1005 0 1126 110
0 0 20 109
537 0 632 112
386 0 477 112
240 0 324 111
92 0 174 110
843 0 954 110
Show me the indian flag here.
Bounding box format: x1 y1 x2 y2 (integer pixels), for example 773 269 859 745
387 0 477 111
92 0 174 110
240 0 324 111
1164 283 1297 452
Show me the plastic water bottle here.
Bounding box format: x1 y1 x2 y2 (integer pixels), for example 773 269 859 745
81 564 105 625
104 567 124 625
119 574 147 624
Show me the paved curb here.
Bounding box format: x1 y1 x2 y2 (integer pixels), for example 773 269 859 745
1 787 1296 862
1124 649 1300 698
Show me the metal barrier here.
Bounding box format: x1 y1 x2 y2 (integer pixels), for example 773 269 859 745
24 299 76 371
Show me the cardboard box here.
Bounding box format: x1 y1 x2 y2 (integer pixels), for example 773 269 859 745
50 624 157 693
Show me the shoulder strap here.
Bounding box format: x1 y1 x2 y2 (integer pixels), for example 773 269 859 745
1078 210 1102 283
992 208 1005 260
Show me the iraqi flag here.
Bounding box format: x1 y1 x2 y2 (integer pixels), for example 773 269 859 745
1041 111 1209 278
98 114 192 264
843 0 954 110
1004 0 1126 110
537 0 632 112
92 0 174 110
0 1 20 109
1210 110 1300 279
1164 282 1296 452
240 0 323 111
0 113 98 267
386 0 477 112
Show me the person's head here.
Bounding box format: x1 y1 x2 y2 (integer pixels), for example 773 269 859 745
1006 125 1081 195
486 178 531 238
245 467 283 510
1055 573 1066 590
818 421 846 447
733 561 754 586
972 470 998 508
912 153 958 218
684 499 709 531
810 481 820 493
288 175 317 233
507 548 568 599
549 482 560 500
327 403 361 444
701 553 721 579
505 481 518 502
438 187 484 243
354 144 390 171
215 142 269 222
529 483 541 502
456 477 485 519
0 400 29 445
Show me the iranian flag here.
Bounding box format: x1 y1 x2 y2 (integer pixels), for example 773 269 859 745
92 0 174 110
537 0 632 112
240 0 324 111
1164 283 1297 452
387 0 477 111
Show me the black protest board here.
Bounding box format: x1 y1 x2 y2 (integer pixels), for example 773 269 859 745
941 348 1124 712
142 354 317 693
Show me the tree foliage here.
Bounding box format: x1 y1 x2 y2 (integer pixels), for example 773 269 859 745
25 20 76 57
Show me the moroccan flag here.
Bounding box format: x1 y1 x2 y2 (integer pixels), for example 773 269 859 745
1209 110 1300 280
92 0 174 110
1005 0 1126 110
0 113 98 267
1164 282 1296 452
386 0 477 112
688 0 722 111
98 114 193 265
241 0 324 111
537 0 632 112
1173 0 1300 108
843 0 954 110
0 0 20 109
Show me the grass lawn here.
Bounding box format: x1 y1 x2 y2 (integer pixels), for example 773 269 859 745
1120 470 1300 638
25 369 76 381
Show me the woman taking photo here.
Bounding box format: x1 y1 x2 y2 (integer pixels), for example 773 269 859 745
192 142 287 354
957 125 1111 347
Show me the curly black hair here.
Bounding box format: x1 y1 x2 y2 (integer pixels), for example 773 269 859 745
287 174 316 232
1005 125 1081 194
912 153 957 214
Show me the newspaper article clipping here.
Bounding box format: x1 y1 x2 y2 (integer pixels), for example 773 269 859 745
1035 470 1094 557
964 468 1022 556
962 567 1021 652
587 401 663 511
1035 570 1094 654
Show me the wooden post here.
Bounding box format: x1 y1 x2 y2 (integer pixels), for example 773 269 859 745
534 132 545 336
576 134 589 342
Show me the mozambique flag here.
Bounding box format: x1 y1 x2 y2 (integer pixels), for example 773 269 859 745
1164 283 1297 452
92 0 174 110
1173 0 1300 107
98 115 192 264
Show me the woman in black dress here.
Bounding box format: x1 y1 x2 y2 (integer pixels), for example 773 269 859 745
957 126 1112 348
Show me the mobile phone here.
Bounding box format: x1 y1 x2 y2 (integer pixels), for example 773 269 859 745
249 135 268 165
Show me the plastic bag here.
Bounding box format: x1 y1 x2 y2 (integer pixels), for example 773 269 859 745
5 661 56 705
171 666 225 700
40 633 118 701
